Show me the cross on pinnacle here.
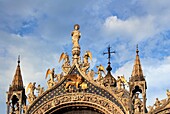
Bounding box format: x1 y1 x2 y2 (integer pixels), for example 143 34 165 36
103 45 115 65
18 55 20 66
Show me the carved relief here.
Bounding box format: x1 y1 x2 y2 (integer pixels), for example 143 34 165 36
32 93 124 114
65 74 83 89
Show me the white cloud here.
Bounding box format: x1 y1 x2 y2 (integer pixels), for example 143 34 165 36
113 60 133 79
103 15 157 43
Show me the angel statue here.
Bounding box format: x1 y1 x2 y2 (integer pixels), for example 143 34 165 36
116 75 128 90
26 82 37 104
81 51 92 73
59 52 71 73
46 68 57 88
71 24 81 48
96 64 106 82
120 75 128 88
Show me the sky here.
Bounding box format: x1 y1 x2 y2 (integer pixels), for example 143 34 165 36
0 0 170 113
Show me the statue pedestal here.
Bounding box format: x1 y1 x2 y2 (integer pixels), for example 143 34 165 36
72 46 80 64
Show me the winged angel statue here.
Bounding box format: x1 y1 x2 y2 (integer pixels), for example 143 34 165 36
96 64 106 82
45 68 57 88
26 82 37 104
81 51 92 73
59 52 71 73
117 75 128 90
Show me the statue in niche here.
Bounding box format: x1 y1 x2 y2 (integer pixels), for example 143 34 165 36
71 24 81 48
133 93 143 113
26 82 37 104
59 52 71 73
14 102 19 114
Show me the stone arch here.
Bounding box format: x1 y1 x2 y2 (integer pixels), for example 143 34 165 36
32 93 125 114
45 102 109 114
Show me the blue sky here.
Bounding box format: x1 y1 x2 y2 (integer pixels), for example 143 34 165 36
0 0 170 113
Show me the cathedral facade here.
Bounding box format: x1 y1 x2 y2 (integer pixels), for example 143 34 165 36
6 24 170 114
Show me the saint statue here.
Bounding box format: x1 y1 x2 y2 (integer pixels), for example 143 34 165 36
71 24 81 48
154 98 161 108
133 93 142 113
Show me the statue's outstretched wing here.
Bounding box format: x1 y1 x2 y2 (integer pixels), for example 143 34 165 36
120 76 128 84
59 52 66 63
46 69 51 79
26 82 32 93
100 65 106 75
87 51 92 61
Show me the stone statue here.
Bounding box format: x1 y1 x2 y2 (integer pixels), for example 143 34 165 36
96 64 106 82
116 76 128 90
45 68 57 88
59 52 71 73
120 75 128 88
14 102 19 114
36 85 44 96
133 93 142 113
71 24 81 48
154 98 161 108
26 82 37 104
55 73 64 82
167 89 170 99
116 76 122 90
81 51 92 73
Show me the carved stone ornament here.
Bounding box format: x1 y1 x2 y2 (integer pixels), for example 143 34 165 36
31 93 125 114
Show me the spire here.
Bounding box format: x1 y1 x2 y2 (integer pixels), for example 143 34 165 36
129 45 147 114
11 55 24 91
131 45 144 81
